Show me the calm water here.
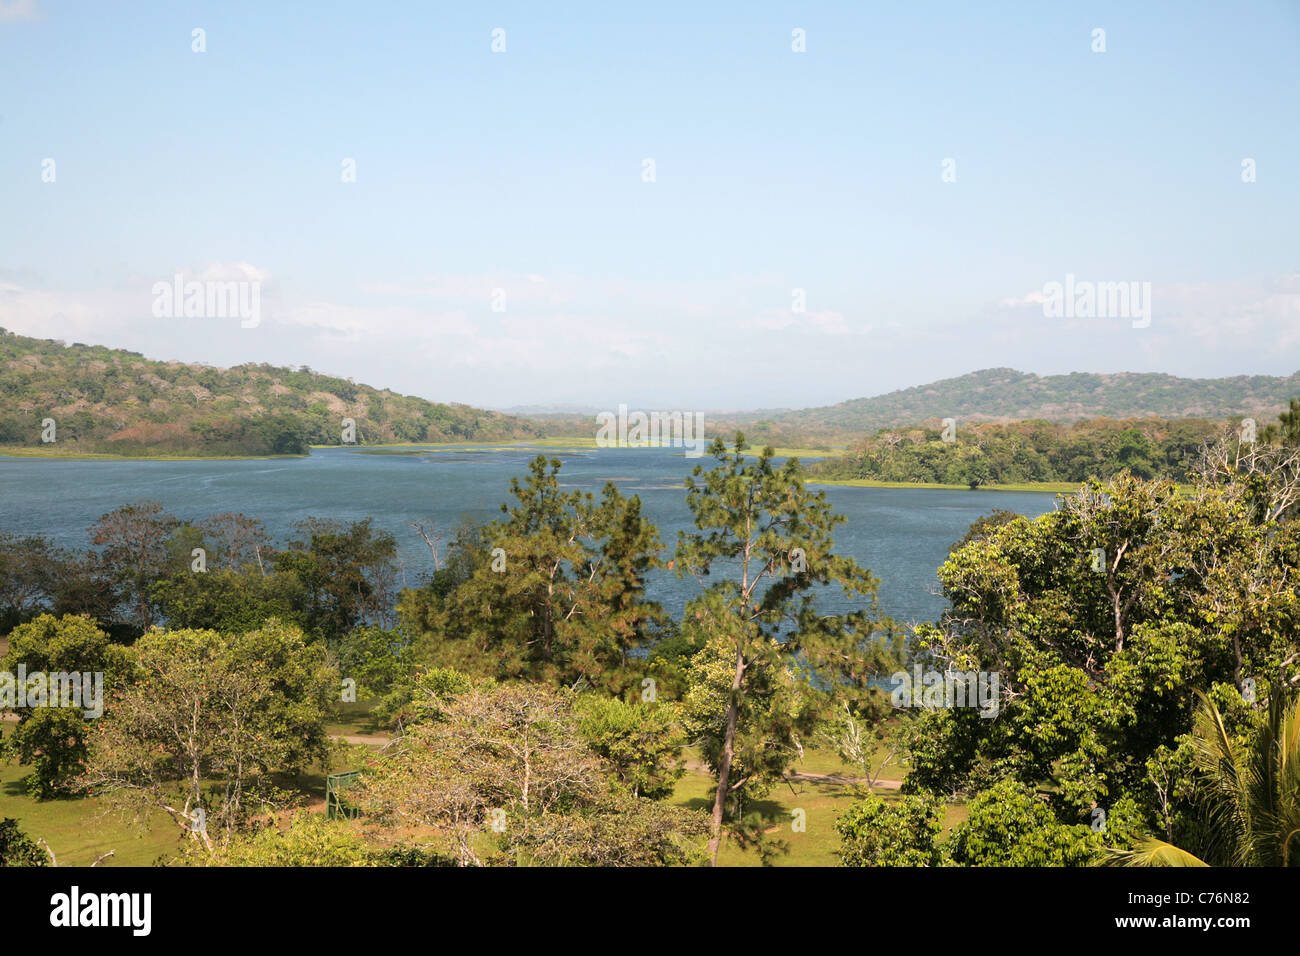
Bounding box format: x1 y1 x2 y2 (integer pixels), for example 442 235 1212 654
0 446 1058 626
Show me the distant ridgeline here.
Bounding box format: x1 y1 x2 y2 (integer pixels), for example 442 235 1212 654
0 330 543 456
715 367 1300 447
808 411 1300 487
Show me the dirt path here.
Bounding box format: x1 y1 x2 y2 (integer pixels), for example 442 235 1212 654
786 770 902 789
331 733 392 747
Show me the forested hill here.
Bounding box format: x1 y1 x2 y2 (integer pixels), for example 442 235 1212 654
0 330 543 456
723 368 1300 444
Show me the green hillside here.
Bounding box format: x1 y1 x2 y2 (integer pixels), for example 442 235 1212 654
0 330 543 457
718 368 1300 445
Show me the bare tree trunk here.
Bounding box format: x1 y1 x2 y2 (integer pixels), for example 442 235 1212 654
707 647 745 867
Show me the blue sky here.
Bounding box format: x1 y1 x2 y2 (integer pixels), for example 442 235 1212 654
2 0 1297 410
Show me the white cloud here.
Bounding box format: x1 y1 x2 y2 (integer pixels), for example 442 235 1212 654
0 0 41 24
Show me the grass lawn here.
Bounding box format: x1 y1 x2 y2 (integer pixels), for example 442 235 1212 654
808 478 1082 493
318 436 605 452
325 699 391 740
0 446 300 462
0 761 179 866
0 734 370 868
670 745 966 867
731 446 849 460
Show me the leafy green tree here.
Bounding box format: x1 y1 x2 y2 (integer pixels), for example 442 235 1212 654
372 665 474 731
274 518 398 641
332 625 409 701
179 813 392 867
946 780 1101 866
918 474 1293 814
0 818 48 867
836 793 943 866
81 621 336 848
674 436 899 865
573 695 685 800
680 615 820 819
0 614 132 798
152 568 308 634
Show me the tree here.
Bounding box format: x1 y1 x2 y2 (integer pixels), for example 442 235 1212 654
506 790 708 866
274 518 398 640
372 665 473 731
152 568 308 634
1111 691 1300 867
921 473 1290 812
680 612 821 818
674 435 899 865
199 512 272 573
0 532 63 633
88 501 181 633
0 818 48 867
836 794 943 866
332 624 409 701
573 694 685 799
173 813 459 867
946 779 1101 866
1196 429 1300 523
0 614 131 798
415 457 668 691
186 813 376 867
817 697 901 792
49 549 124 638
353 681 708 866
81 621 336 848
353 682 604 865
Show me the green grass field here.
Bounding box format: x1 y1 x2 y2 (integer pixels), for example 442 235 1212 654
0 761 179 866
0 732 369 867
730 446 849 460
668 744 966 866
808 477 1082 493
0 446 303 462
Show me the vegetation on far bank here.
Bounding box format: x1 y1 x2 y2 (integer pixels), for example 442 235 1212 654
807 413 1299 489
0 329 543 458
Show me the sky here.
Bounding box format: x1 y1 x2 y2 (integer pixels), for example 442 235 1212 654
1 0 1297 412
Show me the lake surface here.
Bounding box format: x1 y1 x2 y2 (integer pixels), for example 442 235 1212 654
0 446 1059 626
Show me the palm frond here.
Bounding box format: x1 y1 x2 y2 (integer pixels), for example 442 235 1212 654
1104 838 1209 868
